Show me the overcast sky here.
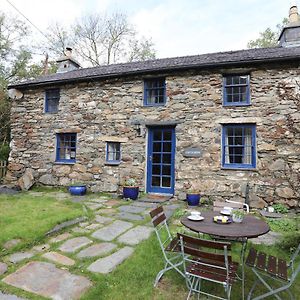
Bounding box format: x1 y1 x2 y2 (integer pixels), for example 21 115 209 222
0 0 296 59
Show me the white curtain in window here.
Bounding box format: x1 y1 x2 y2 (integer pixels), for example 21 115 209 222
243 128 252 164
225 129 230 164
108 143 116 161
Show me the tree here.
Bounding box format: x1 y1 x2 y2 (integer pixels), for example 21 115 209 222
127 37 156 62
247 18 289 48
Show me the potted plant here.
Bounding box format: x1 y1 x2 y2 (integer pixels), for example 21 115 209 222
186 190 201 206
123 178 139 200
232 210 244 223
68 183 87 196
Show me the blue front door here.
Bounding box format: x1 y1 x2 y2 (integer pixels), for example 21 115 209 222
147 127 175 194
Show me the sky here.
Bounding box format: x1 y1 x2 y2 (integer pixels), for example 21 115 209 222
0 0 296 59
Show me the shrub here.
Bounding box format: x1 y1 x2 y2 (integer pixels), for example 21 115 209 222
278 232 300 253
272 203 289 214
0 143 9 161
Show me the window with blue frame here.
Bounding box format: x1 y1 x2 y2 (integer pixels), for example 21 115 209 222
45 89 60 113
222 124 256 169
106 142 121 164
56 133 77 163
223 75 250 106
144 78 166 106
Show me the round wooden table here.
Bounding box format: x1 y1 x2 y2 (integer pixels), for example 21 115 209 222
181 211 270 239
181 211 270 300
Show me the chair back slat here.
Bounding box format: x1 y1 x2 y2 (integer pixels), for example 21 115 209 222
152 213 166 227
246 248 257 267
184 247 230 264
267 255 277 276
150 206 163 218
278 259 288 281
256 252 267 270
178 233 231 250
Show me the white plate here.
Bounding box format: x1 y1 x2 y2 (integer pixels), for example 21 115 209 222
220 210 231 216
188 215 204 221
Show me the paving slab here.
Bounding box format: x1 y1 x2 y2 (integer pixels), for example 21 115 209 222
118 226 154 245
94 215 113 224
85 203 103 210
165 204 181 210
118 205 147 214
3 239 21 250
92 220 133 241
79 222 89 228
46 217 87 236
85 223 102 230
0 262 8 275
133 202 157 208
116 212 144 221
104 200 121 207
0 291 26 300
97 208 117 215
31 244 50 253
2 261 91 300
72 227 89 234
87 246 134 274
42 252 75 266
77 243 117 259
59 237 93 253
251 231 282 245
49 232 72 244
87 199 108 204
9 252 34 264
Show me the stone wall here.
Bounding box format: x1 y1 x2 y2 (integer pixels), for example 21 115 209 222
6 63 300 207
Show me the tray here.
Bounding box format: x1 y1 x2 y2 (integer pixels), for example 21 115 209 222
213 216 232 224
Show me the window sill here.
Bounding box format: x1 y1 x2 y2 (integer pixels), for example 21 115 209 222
54 161 76 165
221 166 257 171
44 111 58 114
105 161 121 166
223 103 251 107
143 103 166 107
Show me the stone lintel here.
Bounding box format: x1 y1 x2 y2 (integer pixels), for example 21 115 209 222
145 120 182 127
98 136 128 143
217 117 261 124
55 128 81 133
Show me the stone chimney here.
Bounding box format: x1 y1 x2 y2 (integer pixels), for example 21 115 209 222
279 5 300 47
56 47 81 73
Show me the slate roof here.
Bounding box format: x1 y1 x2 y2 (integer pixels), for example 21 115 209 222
9 46 300 89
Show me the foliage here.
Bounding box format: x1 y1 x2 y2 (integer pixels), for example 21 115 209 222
247 18 288 48
277 232 300 253
124 178 137 186
232 209 244 218
267 217 299 233
272 203 289 214
0 143 9 161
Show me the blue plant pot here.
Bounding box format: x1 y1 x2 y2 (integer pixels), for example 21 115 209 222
69 186 87 196
186 194 201 206
123 186 139 200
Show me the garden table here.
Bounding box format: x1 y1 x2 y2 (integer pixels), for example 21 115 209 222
181 211 270 300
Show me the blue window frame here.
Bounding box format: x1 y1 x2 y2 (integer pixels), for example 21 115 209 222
56 133 76 163
144 78 166 106
223 75 250 106
45 89 60 113
222 124 256 169
106 142 121 164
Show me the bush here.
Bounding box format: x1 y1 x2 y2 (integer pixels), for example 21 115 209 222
278 232 300 253
0 143 9 161
272 203 289 214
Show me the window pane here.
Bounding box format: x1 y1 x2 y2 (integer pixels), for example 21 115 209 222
163 142 171 152
162 165 171 175
152 154 161 163
152 165 160 175
163 130 172 141
162 177 171 187
153 131 162 141
151 176 160 187
145 78 166 105
162 154 171 164
153 142 161 152
57 133 76 161
107 142 121 162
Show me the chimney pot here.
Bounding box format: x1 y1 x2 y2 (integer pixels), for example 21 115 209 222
289 5 300 23
65 47 72 57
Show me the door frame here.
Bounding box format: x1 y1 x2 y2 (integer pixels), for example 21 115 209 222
146 126 176 195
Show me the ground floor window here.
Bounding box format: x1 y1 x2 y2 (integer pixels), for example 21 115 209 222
56 133 77 163
222 124 256 169
106 142 121 164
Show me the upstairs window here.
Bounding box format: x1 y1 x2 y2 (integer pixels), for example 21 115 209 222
144 78 166 106
56 133 76 163
223 75 250 106
222 124 256 169
45 89 60 113
106 142 121 164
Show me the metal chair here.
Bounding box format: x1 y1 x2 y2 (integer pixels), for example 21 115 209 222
178 233 239 300
246 244 300 300
213 200 250 213
149 206 185 286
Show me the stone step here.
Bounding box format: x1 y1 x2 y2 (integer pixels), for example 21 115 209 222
92 220 133 241
117 226 154 245
59 237 93 253
77 243 117 259
87 246 134 274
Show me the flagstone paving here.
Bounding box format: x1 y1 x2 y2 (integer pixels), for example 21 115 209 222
92 220 134 241
59 237 93 253
77 243 117 259
42 252 75 266
1 194 181 299
9 253 33 264
0 291 26 300
2 261 91 300
87 246 134 274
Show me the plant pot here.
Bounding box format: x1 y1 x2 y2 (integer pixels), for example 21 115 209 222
69 185 87 196
232 214 244 223
123 186 139 200
186 193 201 206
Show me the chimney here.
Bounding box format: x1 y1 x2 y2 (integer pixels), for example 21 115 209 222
278 4 300 47
56 47 81 73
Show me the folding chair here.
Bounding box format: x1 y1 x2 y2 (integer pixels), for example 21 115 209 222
213 200 250 213
246 243 300 300
178 233 239 300
149 206 185 286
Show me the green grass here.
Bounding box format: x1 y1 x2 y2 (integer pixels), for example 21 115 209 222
0 192 85 255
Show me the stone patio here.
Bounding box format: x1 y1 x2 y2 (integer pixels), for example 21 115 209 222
1 195 181 299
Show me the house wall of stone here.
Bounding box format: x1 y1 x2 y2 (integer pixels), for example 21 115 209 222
6 63 300 207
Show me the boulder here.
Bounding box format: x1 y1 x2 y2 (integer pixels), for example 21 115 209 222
249 193 267 209
276 187 295 199
18 168 34 190
39 174 58 186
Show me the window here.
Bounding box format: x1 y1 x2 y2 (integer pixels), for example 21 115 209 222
106 142 121 164
144 78 166 106
56 133 76 163
45 89 60 113
222 124 256 169
223 75 250 106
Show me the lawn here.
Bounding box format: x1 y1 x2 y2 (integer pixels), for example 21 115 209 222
0 192 85 255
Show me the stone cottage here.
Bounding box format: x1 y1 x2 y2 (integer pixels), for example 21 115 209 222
6 7 300 207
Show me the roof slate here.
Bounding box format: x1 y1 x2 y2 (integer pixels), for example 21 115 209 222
9 46 300 89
